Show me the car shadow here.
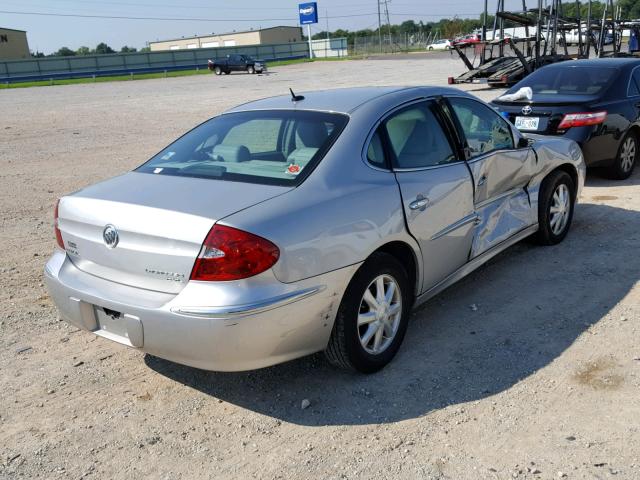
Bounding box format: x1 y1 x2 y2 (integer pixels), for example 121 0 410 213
585 165 640 188
145 200 639 426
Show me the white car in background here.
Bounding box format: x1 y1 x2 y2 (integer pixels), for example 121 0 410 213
427 39 452 51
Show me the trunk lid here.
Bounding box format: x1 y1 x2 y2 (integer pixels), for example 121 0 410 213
58 172 291 294
493 96 596 135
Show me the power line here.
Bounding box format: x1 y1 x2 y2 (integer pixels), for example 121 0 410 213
0 9 383 22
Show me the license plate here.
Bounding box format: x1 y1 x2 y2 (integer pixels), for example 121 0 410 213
95 306 128 339
514 116 540 131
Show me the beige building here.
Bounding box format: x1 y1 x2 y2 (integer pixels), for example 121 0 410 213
149 26 302 52
0 27 30 60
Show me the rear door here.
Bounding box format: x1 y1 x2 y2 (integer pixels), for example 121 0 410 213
373 99 476 292
447 96 536 257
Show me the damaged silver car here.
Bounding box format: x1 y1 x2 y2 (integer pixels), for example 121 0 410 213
45 87 585 373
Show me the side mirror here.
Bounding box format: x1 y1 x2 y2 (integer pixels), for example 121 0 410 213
517 137 531 149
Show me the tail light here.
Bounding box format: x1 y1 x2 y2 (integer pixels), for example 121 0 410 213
190 225 279 281
558 111 607 130
447 76 454 85
54 199 64 249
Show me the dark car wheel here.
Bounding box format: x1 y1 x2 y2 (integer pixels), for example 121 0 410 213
213 66 222 75
247 65 255 74
608 132 637 180
534 170 575 245
325 253 412 373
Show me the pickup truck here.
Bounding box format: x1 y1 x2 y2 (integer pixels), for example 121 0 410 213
207 54 266 75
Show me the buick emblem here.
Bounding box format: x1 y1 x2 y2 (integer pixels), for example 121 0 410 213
103 224 119 249
521 105 532 115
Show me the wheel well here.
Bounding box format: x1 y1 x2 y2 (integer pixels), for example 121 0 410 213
627 125 640 143
553 164 578 198
373 242 418 297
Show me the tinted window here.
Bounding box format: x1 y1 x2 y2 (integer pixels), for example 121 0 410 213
449 97 514 157
366 128 387 168
137 110 348 186
383 102 456 168
511 66 617 95
630 68 640 97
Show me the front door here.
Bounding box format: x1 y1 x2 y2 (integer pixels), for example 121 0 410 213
447 96 537 257
375 100 476 292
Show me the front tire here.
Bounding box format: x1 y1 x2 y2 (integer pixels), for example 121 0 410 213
325 253 412 373
213 66 222 75
608 131 637 180
534 170 575 245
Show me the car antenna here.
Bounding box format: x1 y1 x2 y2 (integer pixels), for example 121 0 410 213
289 88 305 102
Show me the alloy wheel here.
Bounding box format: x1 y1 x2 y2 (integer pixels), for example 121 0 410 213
620 136 636 173
549 183 570 235
357 274 402 355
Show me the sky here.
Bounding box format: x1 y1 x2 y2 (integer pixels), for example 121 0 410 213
1 0 527 54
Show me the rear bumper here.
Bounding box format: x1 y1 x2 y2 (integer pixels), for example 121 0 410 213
44 250 358 371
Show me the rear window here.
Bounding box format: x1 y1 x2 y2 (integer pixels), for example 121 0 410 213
514 66 617 95
137 110 348 186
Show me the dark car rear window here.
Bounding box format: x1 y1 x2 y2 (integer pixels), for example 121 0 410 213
137 110 348 186
513 65 617 95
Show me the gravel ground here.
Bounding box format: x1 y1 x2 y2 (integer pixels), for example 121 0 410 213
1 52 639 480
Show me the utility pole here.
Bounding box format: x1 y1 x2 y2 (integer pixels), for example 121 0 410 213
383 0 391 49
377 0 382 53
326 9 330 40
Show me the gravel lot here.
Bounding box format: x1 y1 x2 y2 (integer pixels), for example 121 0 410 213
1 52 639 480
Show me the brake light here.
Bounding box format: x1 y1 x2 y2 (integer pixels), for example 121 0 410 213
190 225 279 281
558 111 607 130
54 199 64 249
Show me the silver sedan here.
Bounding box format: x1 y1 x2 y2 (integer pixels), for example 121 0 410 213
45 86 585 373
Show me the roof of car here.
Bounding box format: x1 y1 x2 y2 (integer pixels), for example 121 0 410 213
544 58 640 69
225 86 473 115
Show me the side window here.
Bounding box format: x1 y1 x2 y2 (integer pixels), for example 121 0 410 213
630 68 640 97
449 97 514 157
382 102 457 169
366 128 387 168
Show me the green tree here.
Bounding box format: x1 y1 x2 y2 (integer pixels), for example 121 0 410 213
139 46 151 52
618 0 640 19
52 46 76 57
94 42 115 54
120 45 137 53
76 46 91 55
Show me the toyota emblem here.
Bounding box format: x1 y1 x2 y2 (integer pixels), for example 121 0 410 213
103 224 119 249
521 105 532 115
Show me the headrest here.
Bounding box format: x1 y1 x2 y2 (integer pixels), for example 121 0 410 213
212 144 251 163
296 121 328 148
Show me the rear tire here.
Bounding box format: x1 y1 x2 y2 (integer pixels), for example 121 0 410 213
534 170 575 245
325 253 412 373
247 65 255 74
607 131 637 180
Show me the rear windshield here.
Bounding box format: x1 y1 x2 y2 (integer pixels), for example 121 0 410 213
514 66 617 95
137 110 349 186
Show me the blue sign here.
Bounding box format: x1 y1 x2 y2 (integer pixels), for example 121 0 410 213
299 2 318 25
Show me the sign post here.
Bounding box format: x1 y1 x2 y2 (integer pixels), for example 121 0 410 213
298 2 318 60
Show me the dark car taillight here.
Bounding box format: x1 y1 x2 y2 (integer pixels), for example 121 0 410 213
557 111 607 130
54 199 64 249
190 225 279 281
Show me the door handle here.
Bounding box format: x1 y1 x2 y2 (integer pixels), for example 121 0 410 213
409 196 430 211
477 174 487 186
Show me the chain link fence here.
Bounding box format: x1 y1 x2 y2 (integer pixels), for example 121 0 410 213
350 32 443 56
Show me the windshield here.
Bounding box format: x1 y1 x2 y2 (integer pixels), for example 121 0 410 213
513 66 617 96
137 110 348 186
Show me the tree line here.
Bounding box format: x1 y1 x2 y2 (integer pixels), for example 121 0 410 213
32 43 150 57
310 1 634 43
